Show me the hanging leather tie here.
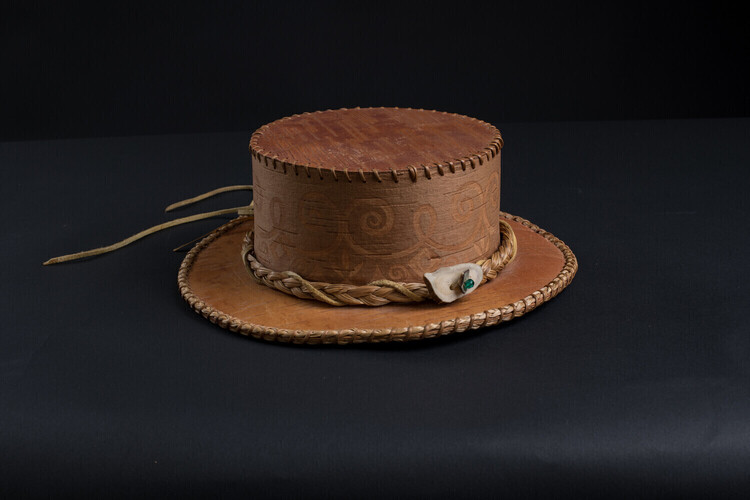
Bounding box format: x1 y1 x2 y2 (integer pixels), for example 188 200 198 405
43 185 254 265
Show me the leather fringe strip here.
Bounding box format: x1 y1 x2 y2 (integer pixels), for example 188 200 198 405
43 186 254 265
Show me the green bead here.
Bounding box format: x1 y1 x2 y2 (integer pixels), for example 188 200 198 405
462 278 475 291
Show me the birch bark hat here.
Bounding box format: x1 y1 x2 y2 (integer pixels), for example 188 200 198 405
177 107 578 344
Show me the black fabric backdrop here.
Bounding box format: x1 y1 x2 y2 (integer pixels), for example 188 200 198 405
2 1 750 498
2 1 748 141
2 118 749 498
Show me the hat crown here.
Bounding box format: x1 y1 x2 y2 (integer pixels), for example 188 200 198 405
250 108 503 285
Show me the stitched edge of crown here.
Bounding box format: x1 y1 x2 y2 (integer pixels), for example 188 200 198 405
248 107 504 183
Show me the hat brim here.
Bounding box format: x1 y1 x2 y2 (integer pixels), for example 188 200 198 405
178 212 577 344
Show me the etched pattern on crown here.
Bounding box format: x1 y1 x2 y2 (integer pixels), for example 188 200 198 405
249 108 503 284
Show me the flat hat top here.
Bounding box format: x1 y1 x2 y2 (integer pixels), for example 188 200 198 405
249 107 501 172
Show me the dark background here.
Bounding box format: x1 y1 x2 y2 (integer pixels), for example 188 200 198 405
2 2 750 499
2 1 747 142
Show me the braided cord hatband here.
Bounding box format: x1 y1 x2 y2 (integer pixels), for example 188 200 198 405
241 220 517 307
